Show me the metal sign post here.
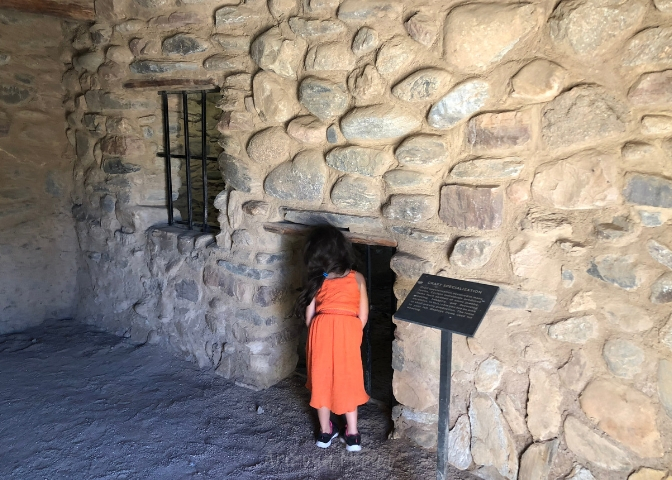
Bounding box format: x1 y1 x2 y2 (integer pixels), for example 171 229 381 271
394 274 499 480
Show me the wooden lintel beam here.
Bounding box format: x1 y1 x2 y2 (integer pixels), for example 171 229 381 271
263 222 398 248
123 79 218 90
0 0 95 21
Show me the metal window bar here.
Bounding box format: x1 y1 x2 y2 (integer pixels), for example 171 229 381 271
157 89 220 233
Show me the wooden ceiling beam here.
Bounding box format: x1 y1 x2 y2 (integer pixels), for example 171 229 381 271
0 0 95 22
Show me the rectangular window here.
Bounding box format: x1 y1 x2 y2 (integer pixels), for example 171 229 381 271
157 89 223 232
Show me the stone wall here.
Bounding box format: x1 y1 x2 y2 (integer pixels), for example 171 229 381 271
69 0 672 477
0 10 79 334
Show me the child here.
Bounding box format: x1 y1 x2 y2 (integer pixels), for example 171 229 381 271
295 225 370 451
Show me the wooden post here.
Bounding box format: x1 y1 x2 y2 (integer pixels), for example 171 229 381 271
0 0 95 21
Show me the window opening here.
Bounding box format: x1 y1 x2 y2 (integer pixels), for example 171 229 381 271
158 89 223 232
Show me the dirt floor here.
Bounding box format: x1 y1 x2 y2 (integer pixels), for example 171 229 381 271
0 319 477 480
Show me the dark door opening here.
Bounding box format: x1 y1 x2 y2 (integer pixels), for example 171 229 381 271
354 244 397 407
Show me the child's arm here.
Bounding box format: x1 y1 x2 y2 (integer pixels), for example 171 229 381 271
305 297 316 328
355 272 369 327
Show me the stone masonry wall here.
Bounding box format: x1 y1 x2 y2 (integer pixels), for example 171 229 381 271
70 0 672 478
0 11 79 334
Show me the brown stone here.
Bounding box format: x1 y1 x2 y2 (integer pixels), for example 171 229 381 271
252 71 300 123
217 111 255 132
287 115 326 144
467 110 531 151
628 70 672 106
580 379 663 458
404 11 439 48
439 185 503 230
100 136 145 157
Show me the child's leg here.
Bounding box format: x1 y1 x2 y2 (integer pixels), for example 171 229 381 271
344 408 358 434
317 407 332 433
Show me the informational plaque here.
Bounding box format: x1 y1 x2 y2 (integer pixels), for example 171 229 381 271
394 274 499 337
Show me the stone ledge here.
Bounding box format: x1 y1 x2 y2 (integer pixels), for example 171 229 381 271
148 226 216 253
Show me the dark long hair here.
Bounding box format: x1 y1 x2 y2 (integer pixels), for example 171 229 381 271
294 225 356 319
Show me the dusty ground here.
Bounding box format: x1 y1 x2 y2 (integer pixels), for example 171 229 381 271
0 319 477 480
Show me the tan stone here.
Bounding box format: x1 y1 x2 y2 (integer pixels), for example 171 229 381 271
250 26 306 79
405 11 439 48
603 303 653 332
559 350 592 392
348 64 385 100
252 71 300 123
393 369 437 411
246 127 295 167
286 116 325 144
642 115 672 136
659 359 672 418
305 42 355 71
330 175 380 211
511 240 560 288
444 3 538 73
511 59 567 102
563 416 631 471
629 469 667 480
580 379 663 458
376 35 418 77
497 393 528 436
628 70 672 106
474 357 503 392
527 365 562 441
532 151 619 209
392 68 453 103
519 440 558 480
506 181 529 204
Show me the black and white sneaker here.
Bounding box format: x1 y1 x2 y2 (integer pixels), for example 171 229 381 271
342 426 362 452
315 421 339 448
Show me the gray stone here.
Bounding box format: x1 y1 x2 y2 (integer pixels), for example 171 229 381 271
0 110 10 137
395 135 448 167
623 27 672 69
288 17 346 38
375 36 416 77
448 415 472 470
492 287 556 312
475 357 503 392
628 70 672 106
337 0 402 21
642 115 672 135
655 0 672 12
382 195 436 223
134 0 168 7
639 211 663 227
218 153 255 193
326 125 338 143
391 227 450 243
450 237 499 269
0 53 10 66
659 359 672 418
211 34 251 53
102 157 141 175
547 316 597 343
383 170 433 189
347 65 386 100
427 80 490 129
250 27 306 79
341 105 422 141
268 0 297 20
624 173 672 208
439 185 503 230
469 393 518 480
283 209 383 231
564 416 631 471
595 216 634 241
444 3 538 73
532 151 619 209
242 201 270 217
203 54 250 71
264 150 327 202
392 68 453 103
115 20 146 34
255 251 290 265
562 267 575 287
74 51 105 72
217 260 274 280
542 85 628 148
305 43 356 71
651 272 672 304
352 27 378 55
519 440 558 480
215 6 259 27
253 71 300 123
247 127 294 166
603 339 645 378
299 77 350 121
527 366 562 441
223 73 252 91
0 84 31 105
326 146 392 176
451 158 523 179
467 111 532 151
330 176 380 211
175 279 199 303
580 379 663 458
587 254 642 290
162 34 207 56
254 286 287 307
390 252 434 279
405 12 439 48
129 61 198 74
648 239 672 269
550 0 646 57
151 12 204 28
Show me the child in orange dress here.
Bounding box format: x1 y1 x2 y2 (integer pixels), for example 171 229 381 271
295 225 370 451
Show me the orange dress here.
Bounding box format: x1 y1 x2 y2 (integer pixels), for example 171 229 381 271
306 271 369 414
